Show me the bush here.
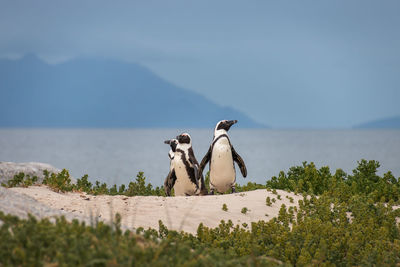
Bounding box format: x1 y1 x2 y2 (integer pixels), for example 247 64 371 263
266 197 272 206
43 169 73 192
2 160 400 265
125 172 164 196
222 204 228 212
22 170 166 197
241 207 249 214
1 172 38 188
267 160 400 203
0 212 285 266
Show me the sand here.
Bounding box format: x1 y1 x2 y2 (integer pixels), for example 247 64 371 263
8 185 302 234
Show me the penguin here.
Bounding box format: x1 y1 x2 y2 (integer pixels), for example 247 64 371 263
163 139 178 196
171 133 207 196
199 120 247 194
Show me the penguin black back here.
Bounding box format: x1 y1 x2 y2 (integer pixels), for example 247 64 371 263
171 133 207 196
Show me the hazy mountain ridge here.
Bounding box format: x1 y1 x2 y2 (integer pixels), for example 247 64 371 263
355 116 400 129
0 55 264 128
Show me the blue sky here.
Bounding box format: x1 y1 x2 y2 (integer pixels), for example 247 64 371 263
1 0 399 128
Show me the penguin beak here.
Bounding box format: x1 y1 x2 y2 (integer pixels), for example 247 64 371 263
228 120 238 127
224 120 237 131
164 140 171 144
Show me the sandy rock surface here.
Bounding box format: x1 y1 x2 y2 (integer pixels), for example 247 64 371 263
0 186 90 224
5 186 302 234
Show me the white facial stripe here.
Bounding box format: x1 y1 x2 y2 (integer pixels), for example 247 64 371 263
177 142 191 150
214 120 228 139
214 120 224 133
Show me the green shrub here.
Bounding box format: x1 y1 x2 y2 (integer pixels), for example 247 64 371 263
267 160 400 203
31 170 165 196
0 212 285 266
222 203 228 211
75 174 92 192
1 160 400 266
1 172 38 188
241 207 249 214
193 193 400 266
43 169 73 192
125 172 157 196
266 197 272 206
236 182 267 192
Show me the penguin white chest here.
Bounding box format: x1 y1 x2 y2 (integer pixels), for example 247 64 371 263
173 155 197 196
210 138 235 192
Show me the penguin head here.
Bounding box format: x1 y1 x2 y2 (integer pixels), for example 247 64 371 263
215 120 238 134
176 132 192 145
164 139 178 152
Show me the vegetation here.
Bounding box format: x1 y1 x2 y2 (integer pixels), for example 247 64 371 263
241 207 249 214
0 212 286 266
42 169 74 192
286 196 294 203
1 172 38 188
266 197 272 206
3 169 167 196
204 171 267 194
222 203 228 212
1 160 400 266
236 181 267 192
266 159 400 202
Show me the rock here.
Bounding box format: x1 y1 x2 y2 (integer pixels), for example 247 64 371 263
0 162 67 185
0 186 90 224
0 187 131 231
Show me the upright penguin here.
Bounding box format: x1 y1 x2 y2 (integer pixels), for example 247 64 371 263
163 139 178 196
199 120 247 194
168 133 207 196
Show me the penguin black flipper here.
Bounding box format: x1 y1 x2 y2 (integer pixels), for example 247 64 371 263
199 145 212 176
188 147 200 187
231 146 247 178
164 169 177 196
198 174 208 195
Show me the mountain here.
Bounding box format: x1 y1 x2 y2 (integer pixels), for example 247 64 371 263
0 54 264 128
355 116 400 129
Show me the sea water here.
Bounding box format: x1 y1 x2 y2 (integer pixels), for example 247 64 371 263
0 129 399 186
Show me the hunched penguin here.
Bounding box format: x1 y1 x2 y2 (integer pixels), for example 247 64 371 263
168 133 207 196
163 139 178 196
199 120 247 194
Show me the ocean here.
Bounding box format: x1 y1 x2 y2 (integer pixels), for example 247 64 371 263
0 129 399 186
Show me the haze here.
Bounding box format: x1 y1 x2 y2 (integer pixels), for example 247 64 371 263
1 0 399 128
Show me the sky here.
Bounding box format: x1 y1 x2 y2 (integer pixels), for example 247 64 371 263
1 0 399 128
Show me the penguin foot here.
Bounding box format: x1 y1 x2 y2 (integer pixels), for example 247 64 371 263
209 190 215 195
200 188 209 196
164 186 171 197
